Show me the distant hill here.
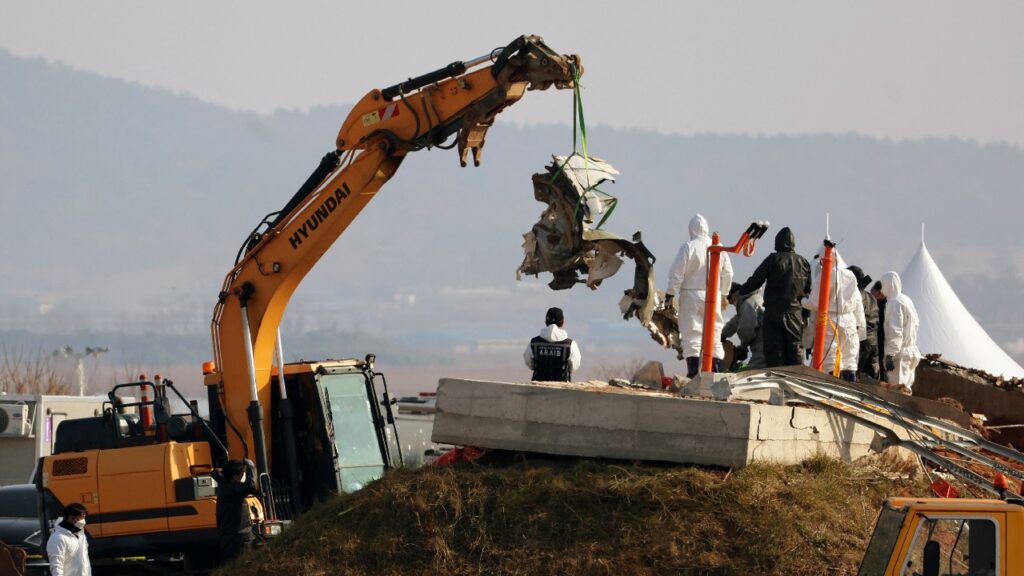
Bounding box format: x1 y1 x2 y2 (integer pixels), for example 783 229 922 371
3 48 1023 383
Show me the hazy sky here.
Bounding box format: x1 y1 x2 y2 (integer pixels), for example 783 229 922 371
2 1 1021 144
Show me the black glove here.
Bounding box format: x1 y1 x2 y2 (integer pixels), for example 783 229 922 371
884 355 895 372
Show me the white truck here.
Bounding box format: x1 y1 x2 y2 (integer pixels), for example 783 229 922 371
0 395 108 486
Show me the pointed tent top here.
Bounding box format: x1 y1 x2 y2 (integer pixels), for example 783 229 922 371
900 243 1024 379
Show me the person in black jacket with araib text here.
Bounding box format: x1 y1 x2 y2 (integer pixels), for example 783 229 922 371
524 307 582 381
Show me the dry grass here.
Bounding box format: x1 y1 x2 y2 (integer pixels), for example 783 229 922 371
221 455 927 576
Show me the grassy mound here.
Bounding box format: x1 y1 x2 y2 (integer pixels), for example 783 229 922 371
222 456 925 576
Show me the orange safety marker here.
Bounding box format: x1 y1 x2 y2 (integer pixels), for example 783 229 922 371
700 222 769 373
811 239 836 373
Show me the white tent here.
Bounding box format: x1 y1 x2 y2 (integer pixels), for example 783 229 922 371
899 241 1024 379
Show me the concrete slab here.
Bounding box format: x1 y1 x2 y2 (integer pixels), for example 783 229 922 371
432 378 911 468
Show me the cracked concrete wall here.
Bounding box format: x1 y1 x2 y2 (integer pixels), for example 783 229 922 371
745 403 896 464
433 379 902 468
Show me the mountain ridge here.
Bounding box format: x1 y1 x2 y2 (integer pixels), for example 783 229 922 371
3 48 1022 380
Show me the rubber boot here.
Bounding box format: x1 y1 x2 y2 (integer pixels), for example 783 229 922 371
685 357 699 378
840 370 857 383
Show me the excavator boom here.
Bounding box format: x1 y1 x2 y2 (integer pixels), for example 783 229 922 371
209 36 581 478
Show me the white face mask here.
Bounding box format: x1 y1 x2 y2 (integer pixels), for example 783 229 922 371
74 518 86 529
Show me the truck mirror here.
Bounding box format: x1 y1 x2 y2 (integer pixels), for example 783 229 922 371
922 540 940 576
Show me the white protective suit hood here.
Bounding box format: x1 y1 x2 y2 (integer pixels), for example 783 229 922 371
524 323 582 375
811 244 849 283
537 323 570 342
808 246 859 315
665 213 732 360
879 271 901 300
688 214 709 240
879 270 921 389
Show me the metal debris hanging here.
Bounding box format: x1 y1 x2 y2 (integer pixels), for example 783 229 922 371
517 154 657 326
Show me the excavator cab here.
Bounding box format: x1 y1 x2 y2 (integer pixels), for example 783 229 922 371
205 358 400 520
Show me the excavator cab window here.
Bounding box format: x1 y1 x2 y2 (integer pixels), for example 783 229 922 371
267 363 395 516
860 504 908 575
320 372 389 493
898 515 999 576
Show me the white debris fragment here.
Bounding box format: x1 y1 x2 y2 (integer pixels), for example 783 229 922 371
517 154 655 308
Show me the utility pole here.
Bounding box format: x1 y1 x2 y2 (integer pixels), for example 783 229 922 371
54 346 108 396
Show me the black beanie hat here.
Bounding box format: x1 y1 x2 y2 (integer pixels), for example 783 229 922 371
847 265 873 290
223 459 245 479
545 307 564 325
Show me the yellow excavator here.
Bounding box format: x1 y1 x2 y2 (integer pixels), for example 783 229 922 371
35 35 581 569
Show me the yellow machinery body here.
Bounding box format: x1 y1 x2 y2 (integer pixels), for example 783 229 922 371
40 442 250 556
861 497 1023 575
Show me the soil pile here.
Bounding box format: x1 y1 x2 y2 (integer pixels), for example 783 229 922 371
221 455 925 576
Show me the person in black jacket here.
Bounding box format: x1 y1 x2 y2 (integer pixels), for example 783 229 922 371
848 265 880 380
871 281 888 382
523 307 582 381
737 227 812 367
212 459 258 564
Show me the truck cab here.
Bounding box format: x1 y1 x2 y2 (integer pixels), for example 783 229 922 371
860 497 1023 576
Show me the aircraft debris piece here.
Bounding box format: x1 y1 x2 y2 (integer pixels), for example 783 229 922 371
621 289 683 359
517 155 656 322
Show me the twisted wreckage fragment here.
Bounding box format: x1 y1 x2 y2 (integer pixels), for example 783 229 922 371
516 155 685 358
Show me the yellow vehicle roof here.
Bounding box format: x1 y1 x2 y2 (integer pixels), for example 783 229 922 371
885 497 1022 514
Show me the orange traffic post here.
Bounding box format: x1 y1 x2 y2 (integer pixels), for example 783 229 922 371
810 239 836 372
138 373 154 430
701 232 724 373
700 222 770 373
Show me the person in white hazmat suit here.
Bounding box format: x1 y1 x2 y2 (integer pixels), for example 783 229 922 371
665 214 733 377
878 271 921 394
801 246 865 381
47 502 91 576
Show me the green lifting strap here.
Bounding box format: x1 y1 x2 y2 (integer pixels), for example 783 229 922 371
565 65 617 230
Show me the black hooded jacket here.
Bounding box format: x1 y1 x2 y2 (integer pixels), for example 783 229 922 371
848 266 879 342
738 227 811 321
212 462 257 543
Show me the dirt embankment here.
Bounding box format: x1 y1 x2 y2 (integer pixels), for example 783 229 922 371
220 456 926 576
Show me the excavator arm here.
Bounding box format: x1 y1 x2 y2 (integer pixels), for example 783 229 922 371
210 36 581 476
